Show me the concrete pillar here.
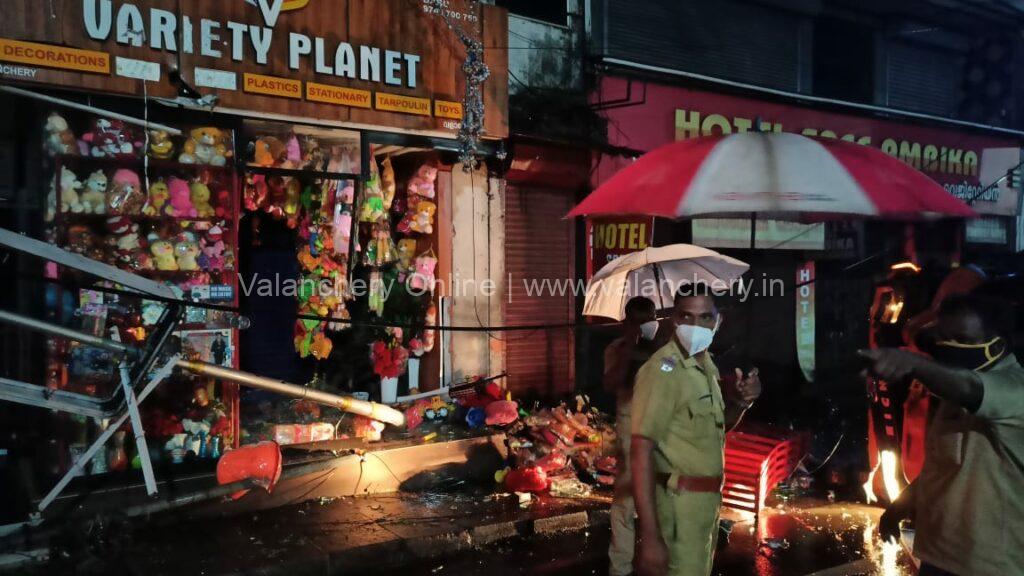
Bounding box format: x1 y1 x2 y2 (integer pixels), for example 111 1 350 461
448 165 505 383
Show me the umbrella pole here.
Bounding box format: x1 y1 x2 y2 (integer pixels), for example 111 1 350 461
652 262 667 311
750 212 757 250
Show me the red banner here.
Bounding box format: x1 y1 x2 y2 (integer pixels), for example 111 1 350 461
594 78 1022 216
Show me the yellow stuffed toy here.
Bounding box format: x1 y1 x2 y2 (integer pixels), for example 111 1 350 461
189 181 216 218
179 127 230 166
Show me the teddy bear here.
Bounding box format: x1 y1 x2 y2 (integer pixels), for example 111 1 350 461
50 167 83 219
148 129 175 159
166 177 197 218
80 170 108 214
150 239 178 271
105 216 142 266
44 112 77 157
179 127 230 166
82 118 140 159
409 252 438 292
250 136 285 167
175 236 200 271
66 224 96 255
189 180 216 218
213 188 232 219
301 136 325 171
407 164 438 199
198 225 226 271
399 199 436 235
106 169 144 215
142 179 170 216
397 238 418 273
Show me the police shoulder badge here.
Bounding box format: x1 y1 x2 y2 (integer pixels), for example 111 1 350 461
660 357 676 372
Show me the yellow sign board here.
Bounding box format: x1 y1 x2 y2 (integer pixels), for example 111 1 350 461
243 73 302 99
306 82 372 108
434 100 463 119
0 38 109 74
375 92 431 116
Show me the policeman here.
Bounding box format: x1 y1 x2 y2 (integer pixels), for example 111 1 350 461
631 284 762 576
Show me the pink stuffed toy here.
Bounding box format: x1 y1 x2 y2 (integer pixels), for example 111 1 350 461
106 169 144 215
406 164 438 199
166 177 197 218
409 253 437 292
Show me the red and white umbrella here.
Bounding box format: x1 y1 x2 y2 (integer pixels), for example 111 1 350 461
569 132 976 220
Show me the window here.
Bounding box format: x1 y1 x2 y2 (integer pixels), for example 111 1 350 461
497 0 567 26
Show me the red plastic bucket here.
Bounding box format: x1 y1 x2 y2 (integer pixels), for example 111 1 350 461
216 441 283 500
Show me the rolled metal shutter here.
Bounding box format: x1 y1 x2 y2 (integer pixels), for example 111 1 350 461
504 183 576 397
886 41 962 117
603 0 803 91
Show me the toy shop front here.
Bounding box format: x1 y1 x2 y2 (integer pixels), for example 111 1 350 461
0 0 509 494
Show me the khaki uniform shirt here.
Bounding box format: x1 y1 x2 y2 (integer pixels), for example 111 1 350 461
913 354 1024 576
631 341 726 478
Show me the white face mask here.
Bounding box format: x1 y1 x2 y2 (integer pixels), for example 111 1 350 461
675 317 720 356
639 320 659 341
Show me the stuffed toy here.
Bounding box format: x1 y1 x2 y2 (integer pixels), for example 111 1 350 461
44 112 77 157
326 143 359 174
407 164 438 199
142 180 170 216
179 127 230 166
198 225 226 271
263 175 287 218
189 180 216 217
331 204 352 258
148 129 175 159
150 239 178 270
283 134 302 168
174 235 200 271
409 200 436 234
66 224 96 255
80 170 108 214
213 187 232 219
106 169 144 215
244 173 268 211
302 135 325 171
166 177 197 218
105 216 142 266
283 177 302 227
251 136 285 167
381 156 396 210
57 167 83 215
82 118 140 159
397 238 418 273
310 332 333 360
423 302 437 352
409 252 437 292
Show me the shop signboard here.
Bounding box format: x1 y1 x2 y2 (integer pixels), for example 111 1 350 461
0 0 508 137
593 77 1023 219
795 261 815 383
586 216 655 278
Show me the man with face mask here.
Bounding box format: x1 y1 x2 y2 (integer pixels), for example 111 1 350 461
631 284 762 576
605 296 659 576
860 294 1024 576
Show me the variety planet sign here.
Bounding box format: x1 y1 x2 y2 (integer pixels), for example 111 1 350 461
0 0 508 136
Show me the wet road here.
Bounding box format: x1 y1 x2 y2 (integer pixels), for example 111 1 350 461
372 502 916 576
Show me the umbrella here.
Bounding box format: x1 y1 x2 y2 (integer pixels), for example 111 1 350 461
568 132 976 220
584 244 749 320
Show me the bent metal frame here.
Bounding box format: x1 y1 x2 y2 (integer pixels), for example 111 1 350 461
0 226 406 526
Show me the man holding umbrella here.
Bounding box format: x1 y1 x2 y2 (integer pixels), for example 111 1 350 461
631 283 761 576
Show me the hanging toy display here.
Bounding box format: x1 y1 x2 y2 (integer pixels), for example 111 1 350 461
368 269 386 317
381 156 397 210
358 158 385 223
363 222 399 267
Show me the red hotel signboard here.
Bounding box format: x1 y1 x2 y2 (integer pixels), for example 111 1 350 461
594 77 1022 217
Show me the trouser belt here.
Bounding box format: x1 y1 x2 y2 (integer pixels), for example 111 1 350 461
655 472 724 493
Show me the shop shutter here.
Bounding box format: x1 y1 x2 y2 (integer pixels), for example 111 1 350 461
601 0 803 92
886 41 962 117
504 183 576 398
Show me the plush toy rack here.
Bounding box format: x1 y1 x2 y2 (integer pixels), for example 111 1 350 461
45 113 243 474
